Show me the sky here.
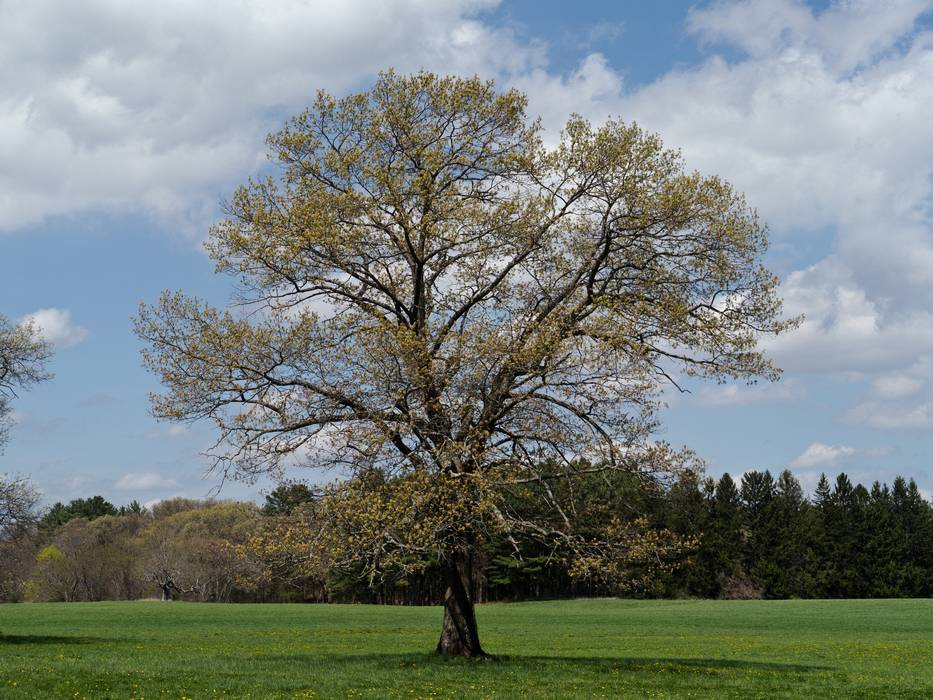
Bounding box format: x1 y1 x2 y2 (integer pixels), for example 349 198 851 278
3 0 933 507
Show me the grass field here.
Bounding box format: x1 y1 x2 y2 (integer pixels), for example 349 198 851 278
1 599 931 699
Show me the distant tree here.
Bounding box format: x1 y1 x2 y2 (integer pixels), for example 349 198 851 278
28 514 147 602
819 473 863 597
262 482 316 515
814 473 832 508
709 473 751 597
0 473 40 537
40 502 71 529
40 496 118 529
30 544 73 601
888 477 930 595
120 500 146 516
739 470 775 586
690 476 720 595
68 495 119 520
766 469 813 597
149 497 210 520
0 532 39 602
136 71 793 655
864 480 901 596
658 470 708 596
0 474 41 602
0 314 52 451
137 501 261 602
664 470 707 536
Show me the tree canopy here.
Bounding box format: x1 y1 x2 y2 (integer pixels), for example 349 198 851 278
136 70 793 656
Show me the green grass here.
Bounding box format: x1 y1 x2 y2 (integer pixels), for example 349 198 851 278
1 599 931 699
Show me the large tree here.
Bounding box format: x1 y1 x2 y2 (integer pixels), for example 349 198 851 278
136 71 792 656
0 313 52 452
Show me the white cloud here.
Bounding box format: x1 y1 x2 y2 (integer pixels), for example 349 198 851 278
843 357 933 429
845 399 933 430
686 0 930 73
790 442 857 468
0 0 538 232
566 21 626 50
759 261 933 374
115 472 177 490
790 441 893 468
871 373 925 400
19 308 89 348
516 53 626 137
627 7 933 253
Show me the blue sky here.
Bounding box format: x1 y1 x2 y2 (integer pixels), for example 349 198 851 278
3 0 933 506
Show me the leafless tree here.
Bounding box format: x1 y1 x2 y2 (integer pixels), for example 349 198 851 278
0 313 52 451
0 473 39 538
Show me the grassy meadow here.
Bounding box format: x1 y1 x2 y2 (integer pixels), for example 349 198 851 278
0 598 931 699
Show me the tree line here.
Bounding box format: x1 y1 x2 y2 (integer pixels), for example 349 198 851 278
2 467 930 604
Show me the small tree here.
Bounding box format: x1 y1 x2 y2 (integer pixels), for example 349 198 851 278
0 473 41 602
0 473 40 538
0 313 52 452
136 71 792 656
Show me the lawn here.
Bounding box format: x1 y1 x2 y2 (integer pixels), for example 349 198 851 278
0 598 931 699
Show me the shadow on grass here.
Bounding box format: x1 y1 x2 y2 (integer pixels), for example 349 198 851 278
0 634 101 645
494 655 826 674
262 652 827 675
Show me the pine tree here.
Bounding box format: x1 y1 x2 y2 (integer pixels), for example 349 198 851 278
739 470 775 588
825 473 860 597
709 473 747 597
661 470 708 596
766 470 812 597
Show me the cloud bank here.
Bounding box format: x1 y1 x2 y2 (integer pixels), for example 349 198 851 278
4 0 933 436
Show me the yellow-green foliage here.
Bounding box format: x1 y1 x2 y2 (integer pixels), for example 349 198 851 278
35 545 64 563
136 71 794 593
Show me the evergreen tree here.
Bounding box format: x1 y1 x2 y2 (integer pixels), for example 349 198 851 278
810 472 834 597
40 496 118 530
766 470 812 597
865 481 900 596
661 470 708 596
893 478 930 595
739 470 776 590
708 473 746 596
262 483 316 515
823 473 861 597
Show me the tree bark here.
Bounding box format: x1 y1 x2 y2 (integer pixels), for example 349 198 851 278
436 550 487 657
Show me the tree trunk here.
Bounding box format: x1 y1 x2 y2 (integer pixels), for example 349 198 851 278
436 550 487 657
